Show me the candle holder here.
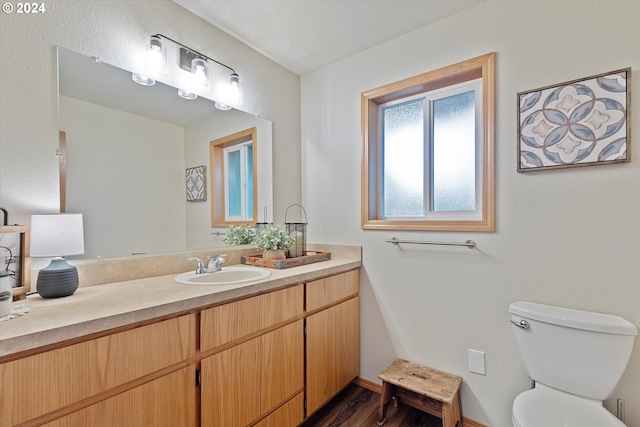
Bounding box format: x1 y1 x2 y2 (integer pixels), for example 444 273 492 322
285 204 308 258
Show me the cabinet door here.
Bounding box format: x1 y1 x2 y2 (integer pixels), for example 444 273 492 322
305 306 336 415
43 367 196 427
201 321 303 427
336 296 360 389
261 320 304 413
201 338 261 427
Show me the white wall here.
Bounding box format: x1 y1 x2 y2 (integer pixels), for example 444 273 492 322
60 96 186 259
184 109 273 249
301 1 640 426
0 0 300 226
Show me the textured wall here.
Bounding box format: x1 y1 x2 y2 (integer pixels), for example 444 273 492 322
301 1 640 425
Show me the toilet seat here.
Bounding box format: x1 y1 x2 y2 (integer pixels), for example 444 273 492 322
512 384 626 427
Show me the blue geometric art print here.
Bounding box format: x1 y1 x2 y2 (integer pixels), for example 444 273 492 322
517 68 630 172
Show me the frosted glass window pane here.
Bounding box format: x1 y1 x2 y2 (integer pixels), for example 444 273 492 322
227 150 241 217
433 91 476 211
246 144 253 219
382 100 424 217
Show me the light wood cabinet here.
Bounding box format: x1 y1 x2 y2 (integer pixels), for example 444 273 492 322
1 269 358 427
200 285 304 427
305 270 360 416
0 314 196 427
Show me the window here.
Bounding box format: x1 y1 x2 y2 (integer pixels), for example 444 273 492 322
210 127 258 227
224 142 253 221
361 53 495 231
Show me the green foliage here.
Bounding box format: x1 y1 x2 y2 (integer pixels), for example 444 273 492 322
223 225 256 245
254 225 295 250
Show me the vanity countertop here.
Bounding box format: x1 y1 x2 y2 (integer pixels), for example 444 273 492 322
0 255 360 359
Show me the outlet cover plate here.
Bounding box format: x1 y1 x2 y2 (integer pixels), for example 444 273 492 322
469 349 486 375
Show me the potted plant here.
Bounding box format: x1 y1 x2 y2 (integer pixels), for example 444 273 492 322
254 225 295 260
223 224 256 245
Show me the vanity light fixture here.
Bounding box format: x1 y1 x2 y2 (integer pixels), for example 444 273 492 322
133 33 243 109
30 214 85 299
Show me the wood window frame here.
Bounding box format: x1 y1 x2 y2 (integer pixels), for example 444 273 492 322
361 52 495 232
210 127 258 227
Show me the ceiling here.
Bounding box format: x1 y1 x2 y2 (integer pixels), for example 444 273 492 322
173 0 486 75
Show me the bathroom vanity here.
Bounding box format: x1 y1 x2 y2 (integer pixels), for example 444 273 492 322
0 245 361 427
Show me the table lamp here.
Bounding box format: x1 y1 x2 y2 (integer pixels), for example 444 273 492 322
30 214 84 298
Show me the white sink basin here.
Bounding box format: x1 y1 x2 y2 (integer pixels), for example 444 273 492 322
175 265 271 286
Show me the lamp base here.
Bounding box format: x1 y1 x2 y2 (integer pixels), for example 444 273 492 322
37 258 79 298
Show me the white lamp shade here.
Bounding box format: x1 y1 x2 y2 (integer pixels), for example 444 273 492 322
30 214 85 257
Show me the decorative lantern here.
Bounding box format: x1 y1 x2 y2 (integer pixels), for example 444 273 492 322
285 204 308 258
255 206 272 234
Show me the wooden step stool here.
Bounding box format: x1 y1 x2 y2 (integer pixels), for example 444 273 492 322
378 359 463 427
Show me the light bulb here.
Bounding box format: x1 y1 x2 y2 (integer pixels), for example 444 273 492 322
216 73 242 109
144 36 167 76
191 57 210 91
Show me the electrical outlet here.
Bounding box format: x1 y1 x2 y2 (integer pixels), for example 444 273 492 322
469 349 486 375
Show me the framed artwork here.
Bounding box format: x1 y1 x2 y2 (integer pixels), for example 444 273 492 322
518 68 631 172
0 225 31 301
186 165 207 201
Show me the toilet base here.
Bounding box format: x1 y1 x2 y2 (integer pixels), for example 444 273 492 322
512 384 626 427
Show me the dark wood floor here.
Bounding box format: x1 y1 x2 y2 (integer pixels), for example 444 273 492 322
301 383 443 427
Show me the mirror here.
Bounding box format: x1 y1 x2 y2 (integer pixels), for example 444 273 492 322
58 47 273 259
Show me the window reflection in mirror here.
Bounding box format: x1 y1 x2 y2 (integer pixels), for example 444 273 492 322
57 47 273 259
210 127 258 226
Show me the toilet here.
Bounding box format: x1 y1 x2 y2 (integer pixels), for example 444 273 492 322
509 301 637 427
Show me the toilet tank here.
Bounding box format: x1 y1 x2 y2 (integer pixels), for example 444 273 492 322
509 301 637 400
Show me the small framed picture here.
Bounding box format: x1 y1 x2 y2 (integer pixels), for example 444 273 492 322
186 165 207 202
517 68 631 172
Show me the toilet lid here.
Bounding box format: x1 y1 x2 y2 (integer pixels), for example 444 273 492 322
513 386 626 427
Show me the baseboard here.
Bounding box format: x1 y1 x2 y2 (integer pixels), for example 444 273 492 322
353 377 491 427
352 376 382 393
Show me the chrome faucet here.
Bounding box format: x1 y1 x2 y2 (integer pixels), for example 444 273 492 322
188 257 207 274
207 254 227 272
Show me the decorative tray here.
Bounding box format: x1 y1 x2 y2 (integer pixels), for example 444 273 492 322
241 251 331 269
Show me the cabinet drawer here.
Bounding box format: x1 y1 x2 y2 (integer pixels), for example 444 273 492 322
0 314 196 427
306 270 358 312
201 285 303 352
254 392 304 427
42 367 197 427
